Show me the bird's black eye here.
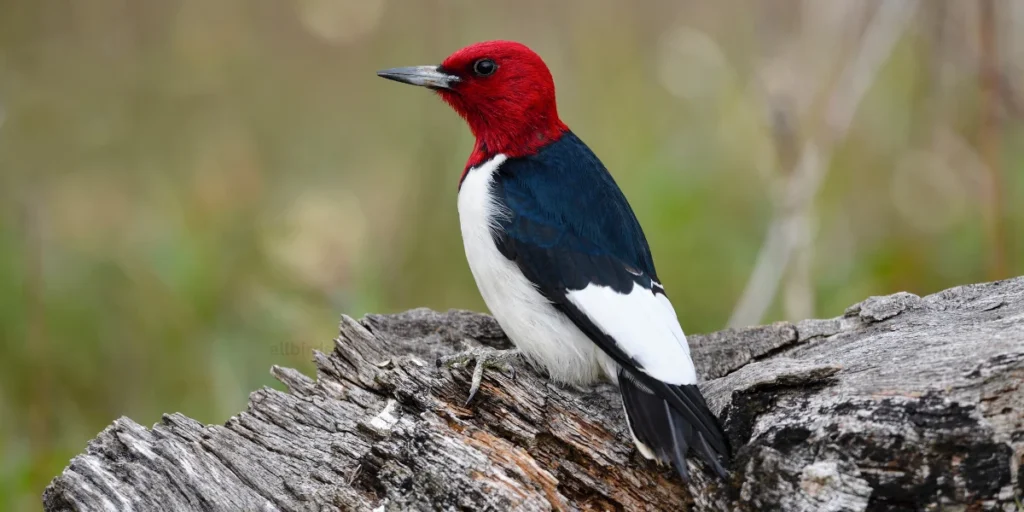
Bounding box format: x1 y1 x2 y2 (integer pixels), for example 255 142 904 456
472 58 497 77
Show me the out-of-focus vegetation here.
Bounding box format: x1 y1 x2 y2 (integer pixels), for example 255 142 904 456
1 1 1021 509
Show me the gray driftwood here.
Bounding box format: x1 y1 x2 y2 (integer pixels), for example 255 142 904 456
44 278 1024 511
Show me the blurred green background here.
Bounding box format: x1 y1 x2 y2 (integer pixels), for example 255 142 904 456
1 0 1022 509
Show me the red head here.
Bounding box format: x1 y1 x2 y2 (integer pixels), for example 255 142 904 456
378 41 568 169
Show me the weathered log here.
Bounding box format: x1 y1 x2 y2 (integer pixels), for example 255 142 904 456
43 277 1024 511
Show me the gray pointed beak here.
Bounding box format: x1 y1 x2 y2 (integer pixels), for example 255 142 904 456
376 66 459 90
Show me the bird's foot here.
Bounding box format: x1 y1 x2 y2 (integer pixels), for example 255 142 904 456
438 346 522 406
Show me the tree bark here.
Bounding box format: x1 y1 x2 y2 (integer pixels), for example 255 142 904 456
43 278 1024 511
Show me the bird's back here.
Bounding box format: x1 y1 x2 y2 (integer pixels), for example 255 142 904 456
490 131 658 289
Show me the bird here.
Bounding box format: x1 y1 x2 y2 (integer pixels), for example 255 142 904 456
377 40 730 481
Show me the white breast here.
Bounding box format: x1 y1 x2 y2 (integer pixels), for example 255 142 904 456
457 155 616 385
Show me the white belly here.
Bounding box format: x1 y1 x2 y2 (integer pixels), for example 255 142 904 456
457 155 616 385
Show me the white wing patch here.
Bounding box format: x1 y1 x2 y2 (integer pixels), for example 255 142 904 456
566 281 697 385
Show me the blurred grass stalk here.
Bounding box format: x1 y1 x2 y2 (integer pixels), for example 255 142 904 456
19 188 53 500
978 0 1009 281
730 0 921 327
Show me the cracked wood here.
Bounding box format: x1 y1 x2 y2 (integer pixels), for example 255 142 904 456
44 278 1024 511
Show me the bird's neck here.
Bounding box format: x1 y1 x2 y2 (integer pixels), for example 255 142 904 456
460 120 568 185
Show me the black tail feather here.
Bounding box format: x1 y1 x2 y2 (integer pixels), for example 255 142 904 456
694 427 728 478
619 368 730 481
663 401 693 480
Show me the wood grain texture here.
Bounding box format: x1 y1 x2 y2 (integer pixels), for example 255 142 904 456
44 279 1024 511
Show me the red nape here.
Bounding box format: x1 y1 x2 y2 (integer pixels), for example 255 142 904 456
457 126 567 185
434 41 569 184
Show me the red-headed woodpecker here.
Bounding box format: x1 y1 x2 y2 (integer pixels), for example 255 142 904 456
378 40 730 481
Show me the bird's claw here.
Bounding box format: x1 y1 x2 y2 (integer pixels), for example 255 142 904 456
438 346 521 406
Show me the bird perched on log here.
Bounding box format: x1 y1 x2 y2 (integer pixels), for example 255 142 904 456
378 40 730 481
